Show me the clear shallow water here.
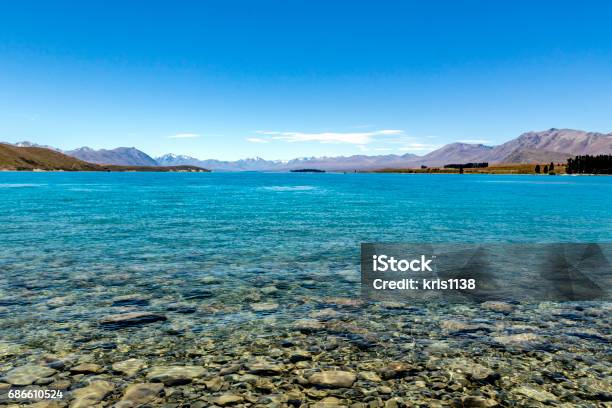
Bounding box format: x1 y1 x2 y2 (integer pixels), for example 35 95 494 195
1 171 610 331
1 172 611 304
0 172 611 406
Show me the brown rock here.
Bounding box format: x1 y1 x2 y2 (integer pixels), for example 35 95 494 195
115 383 164 408
71 380 114 408
70 363 103 374
146 366 205 386
215 394 244 406
378 362 415 380
308 370 356 388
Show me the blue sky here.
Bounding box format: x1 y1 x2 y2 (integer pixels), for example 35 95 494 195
1 1 611 160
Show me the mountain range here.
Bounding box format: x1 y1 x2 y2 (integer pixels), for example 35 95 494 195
0 143 206 171
10 128 612 171
65 146 159 166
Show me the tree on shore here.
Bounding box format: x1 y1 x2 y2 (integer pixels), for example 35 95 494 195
566 155 612 174
535 164 541 174
549 162 555 171
543 165 549 173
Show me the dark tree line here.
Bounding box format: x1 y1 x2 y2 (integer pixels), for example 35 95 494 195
566 155 612 174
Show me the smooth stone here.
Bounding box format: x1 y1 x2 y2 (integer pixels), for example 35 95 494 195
378 362 415 380
250 302 279 312
260 285 278 294
308 370 356 388
115 382 164 408
293 319 325 332
384 398 403 408
112 359 146 377
323 297 362 307
46 296 76 308
440 320 492 334
514 385 558 403
111 294 150 306
289 350 312 363
146 366 205 386
246 361 284 375
461 396 499 407
215 394 244 406
481 301 514 313
358 371 382 382
70 363 103 374
71 380 114 408
99 312 167 328
309 308 340 319
50 380 71 390
447 359 499 383
379 301 410 309
165 302 197 314
378 386 392 394
426 341 451 354
493 333 541 345
36 377 55 385
200 276 222 285
313 396 345 408
204 377 224 392
254 377 275 391
219 364 241 375
3 365 57 386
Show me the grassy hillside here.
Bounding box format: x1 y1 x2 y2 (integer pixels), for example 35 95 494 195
0 143 101 170
0 144 209 172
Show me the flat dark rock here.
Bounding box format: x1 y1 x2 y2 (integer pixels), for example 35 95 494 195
99 312 167 329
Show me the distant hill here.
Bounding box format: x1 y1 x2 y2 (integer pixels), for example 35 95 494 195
156 154 287 171
499 149 572 164
156 153 419 171
0 143 102 170
484 128 612 163
0 144 208 172
65 147 158 166
284 153 419 171
403 129 612 167
409 143 493 167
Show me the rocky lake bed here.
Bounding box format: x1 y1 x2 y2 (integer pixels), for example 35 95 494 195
1 273 610 408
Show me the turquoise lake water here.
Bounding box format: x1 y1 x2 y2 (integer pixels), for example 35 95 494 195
0 172 611 340
0 172 611 407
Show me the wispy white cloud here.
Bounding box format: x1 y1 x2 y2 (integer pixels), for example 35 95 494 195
255 129 403 145
168 133 200 139
399 143 441 152
458 139 491 144
246 137 269 143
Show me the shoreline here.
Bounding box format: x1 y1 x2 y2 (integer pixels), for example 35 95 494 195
1 169 610 176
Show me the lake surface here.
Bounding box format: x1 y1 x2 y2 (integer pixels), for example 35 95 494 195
0 172 610 406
